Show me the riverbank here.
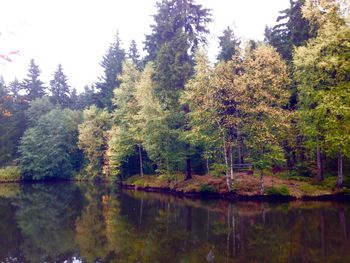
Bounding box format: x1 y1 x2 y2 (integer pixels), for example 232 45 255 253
122 173 350 201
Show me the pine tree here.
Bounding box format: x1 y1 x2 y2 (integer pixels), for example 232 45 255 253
8 78 22 99
22 59 46 101
144 0 212 179
265 0 314 61
49 64 71 108
145 0 212 62
217 26 241 62
128 40 141 69
69 87 78 109
96 33 126 110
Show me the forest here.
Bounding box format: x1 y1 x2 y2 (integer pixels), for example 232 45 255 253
1 0 350 195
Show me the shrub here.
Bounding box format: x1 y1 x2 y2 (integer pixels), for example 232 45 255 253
200 184 217 193
0 166 22 182
210 163 226 177
266 185 290 196
343 177 350 189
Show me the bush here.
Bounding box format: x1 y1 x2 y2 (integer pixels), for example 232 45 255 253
210 163 226 177
266 185 290 196
343 177 350 189
0 166 22 182
200 184 217 193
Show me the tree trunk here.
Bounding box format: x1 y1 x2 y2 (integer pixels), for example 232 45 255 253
206 156 210 175
337 151 343 188
237 129 244 165
223 136 231 191
138 144 144 177
316 144 324 181
184 104 192 181
185 153 192 180
260 170 264 195
229 144 234 180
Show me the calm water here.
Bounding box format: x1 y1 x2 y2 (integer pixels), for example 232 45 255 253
0 183 349 263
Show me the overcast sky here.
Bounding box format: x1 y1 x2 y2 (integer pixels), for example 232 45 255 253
0 0 289 92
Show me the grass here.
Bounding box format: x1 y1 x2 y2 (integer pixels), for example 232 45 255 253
266 186 290 196
0 166 22 182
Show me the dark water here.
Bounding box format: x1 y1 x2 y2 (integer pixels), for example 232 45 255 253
0 183 349 263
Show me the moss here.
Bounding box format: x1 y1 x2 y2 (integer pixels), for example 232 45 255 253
266 186 290 196
0 166 22 182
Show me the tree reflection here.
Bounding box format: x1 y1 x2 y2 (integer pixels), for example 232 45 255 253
14 183 83 263
0 183 349 263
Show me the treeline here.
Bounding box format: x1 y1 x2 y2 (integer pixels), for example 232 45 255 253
0 0 349 189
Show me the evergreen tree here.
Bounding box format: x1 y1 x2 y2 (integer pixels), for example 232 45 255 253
217 26 241 62
96 33 126 110
49 64 71 108
144 0 212 179
264 0 314 61
128 40 141 69
145 0 212 62
22 59 46 101
69 87 78 109
0 78 27 165
76 85 98 110
8 78 22 99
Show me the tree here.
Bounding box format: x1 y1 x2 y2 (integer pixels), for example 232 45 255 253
241 45 290 194
294 0 350 186
69 87 78 109
144 0 212 179
128 40 141 69
264 0 314 61
19 108 82 180
78 106 112 177
49 64 71 108
0 78 27 166
108 61 142 176
145 0 212 61
76 85 98 110
96 33 126 110
134 63 173 174
217 26 241 62
25 97 56 126
182 50 222 177
22 59 46 101
8 78 22 99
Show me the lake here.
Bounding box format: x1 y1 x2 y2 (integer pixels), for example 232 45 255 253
0 182 349 263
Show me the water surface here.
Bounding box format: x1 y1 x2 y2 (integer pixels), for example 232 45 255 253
0 182 349 263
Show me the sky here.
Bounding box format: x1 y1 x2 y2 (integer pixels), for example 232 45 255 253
0 0 290 92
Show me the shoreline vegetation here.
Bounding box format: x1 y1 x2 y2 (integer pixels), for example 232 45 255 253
3 165 349 201
121 172 350 201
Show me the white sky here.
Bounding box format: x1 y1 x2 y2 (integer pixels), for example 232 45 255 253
0 0 289 92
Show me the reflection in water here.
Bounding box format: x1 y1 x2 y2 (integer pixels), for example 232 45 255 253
0 183 349 263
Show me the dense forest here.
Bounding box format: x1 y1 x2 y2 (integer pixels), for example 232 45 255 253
1 0 350 192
